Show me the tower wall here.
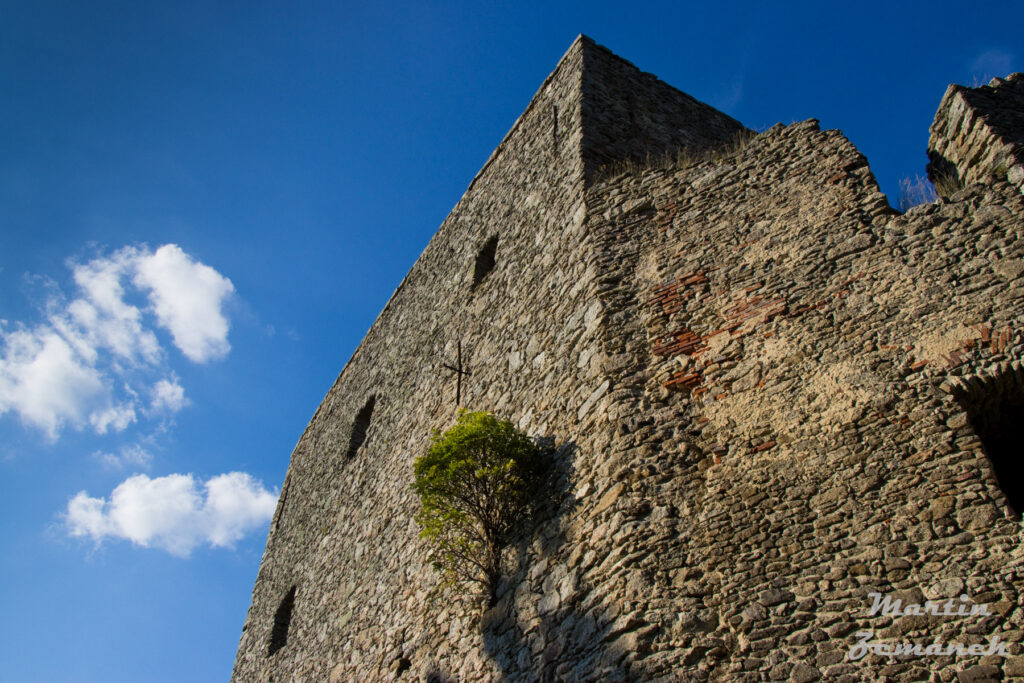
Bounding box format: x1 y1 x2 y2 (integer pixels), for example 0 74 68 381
232 36 746 682
579 41 745 176
232 35 590 682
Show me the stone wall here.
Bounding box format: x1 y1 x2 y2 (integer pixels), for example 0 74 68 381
234 36 1024 682
232 36 746 682
929 73 1024 195
578 41 746 177
580 119 1024 681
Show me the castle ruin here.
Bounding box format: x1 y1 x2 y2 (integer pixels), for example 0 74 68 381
233 36 1024 681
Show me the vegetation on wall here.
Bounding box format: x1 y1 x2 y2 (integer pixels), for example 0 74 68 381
595 128 758 181
412 410 544 606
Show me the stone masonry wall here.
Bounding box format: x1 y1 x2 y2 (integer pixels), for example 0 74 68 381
577 118 1024 681
232 34 592 682
235 36 1024 682
579 42 746 177
929 73 1024 195
232 36 749 682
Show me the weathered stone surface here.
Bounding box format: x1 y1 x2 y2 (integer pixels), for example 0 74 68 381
233 35 1024 683
929 72 1024 197
790 662 821 683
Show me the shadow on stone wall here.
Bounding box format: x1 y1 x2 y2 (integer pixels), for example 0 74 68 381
479 438 636 681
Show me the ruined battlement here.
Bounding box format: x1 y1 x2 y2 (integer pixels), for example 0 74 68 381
929 72 1024 195
234 37 1024 682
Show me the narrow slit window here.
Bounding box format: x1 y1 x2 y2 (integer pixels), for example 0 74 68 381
552 104 559 151
958 375 1024 517
346 396 376 458
268 586 296 656
472 236 499 291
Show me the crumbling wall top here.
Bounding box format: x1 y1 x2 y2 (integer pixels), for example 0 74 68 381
928 72 1024 195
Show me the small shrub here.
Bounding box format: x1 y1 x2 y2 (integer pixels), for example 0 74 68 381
932 169 965 198
412 411 543 605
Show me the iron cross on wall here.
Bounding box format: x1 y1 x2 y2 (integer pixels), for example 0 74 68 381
441 340 472 406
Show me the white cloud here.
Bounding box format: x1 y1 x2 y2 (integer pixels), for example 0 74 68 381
150 378 187 414
0 244 233 440
93 443 153 469
65 250 161 364
133 245 235 363
0 328 106 439
89 402 137 434
65 472 277 557
204 473 280 547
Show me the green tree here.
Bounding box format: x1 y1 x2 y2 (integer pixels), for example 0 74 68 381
412 410 543 605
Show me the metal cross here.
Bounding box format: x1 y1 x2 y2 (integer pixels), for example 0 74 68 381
441 340 472 406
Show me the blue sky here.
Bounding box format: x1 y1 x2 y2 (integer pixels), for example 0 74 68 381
0 1 1020 681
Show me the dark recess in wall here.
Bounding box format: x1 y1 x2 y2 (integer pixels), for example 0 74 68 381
268 586 296 656
960 377 1024 517
472 236 499 291
346 396 376 459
